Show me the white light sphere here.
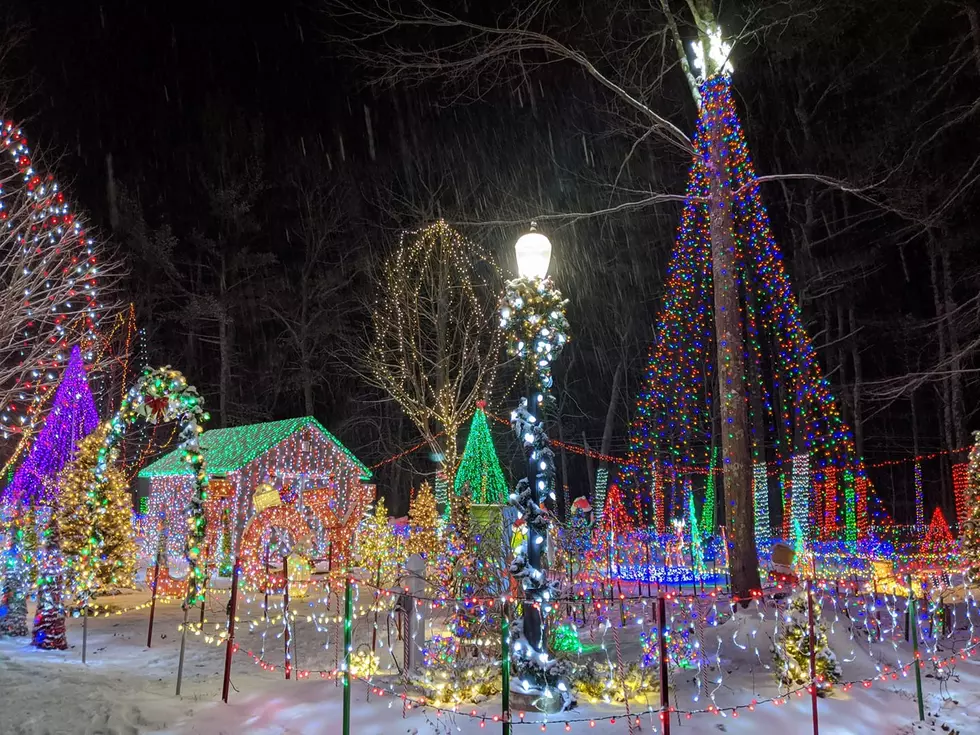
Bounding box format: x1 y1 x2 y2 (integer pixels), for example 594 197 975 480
514 229 552 280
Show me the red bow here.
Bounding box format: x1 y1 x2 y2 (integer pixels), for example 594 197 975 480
146 395 169 420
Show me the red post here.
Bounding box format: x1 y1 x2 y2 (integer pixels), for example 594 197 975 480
263 552 270 622
658 594 671 735
221 556 241 703
283 554 291 680
146 549 162 648
807 581 819 735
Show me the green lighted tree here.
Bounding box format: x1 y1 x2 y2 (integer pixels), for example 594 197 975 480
454 401 508 505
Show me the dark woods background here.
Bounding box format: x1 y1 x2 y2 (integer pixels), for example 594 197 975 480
3 1 980 520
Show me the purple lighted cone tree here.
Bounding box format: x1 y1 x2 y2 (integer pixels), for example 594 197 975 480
3 345 99 507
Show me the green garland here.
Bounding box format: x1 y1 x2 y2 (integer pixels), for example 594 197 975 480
500 276 568 390
100 366 209 607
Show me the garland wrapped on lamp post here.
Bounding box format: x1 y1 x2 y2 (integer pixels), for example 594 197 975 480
500 224 574 712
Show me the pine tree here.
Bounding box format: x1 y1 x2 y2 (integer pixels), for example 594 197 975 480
455 402 509 505
3 345 99 506
58 423 137 598
357 496 399 588
963 431 980 582
772 586 841 694
32 512 67 650
0 513 30 637
407 482 440 559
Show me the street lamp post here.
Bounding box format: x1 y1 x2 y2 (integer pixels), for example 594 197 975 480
515 229 551 659
500 223 572 711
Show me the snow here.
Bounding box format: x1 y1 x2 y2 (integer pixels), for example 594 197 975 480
1 585 978 734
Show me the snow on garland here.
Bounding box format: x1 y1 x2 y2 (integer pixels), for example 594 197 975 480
104 366 209 607
499 276 568 391
508 398 574 711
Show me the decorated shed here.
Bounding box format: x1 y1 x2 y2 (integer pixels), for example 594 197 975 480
137 416 373 571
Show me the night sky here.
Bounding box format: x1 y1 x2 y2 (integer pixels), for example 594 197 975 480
9 2 352 218
3 1 977 518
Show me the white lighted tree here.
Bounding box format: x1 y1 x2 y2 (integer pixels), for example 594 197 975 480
0 121 117 446
367 220 502 488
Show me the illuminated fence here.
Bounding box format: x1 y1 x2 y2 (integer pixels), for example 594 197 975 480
74 553 977 735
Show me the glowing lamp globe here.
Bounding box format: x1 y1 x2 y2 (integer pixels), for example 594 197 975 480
514 229 552 280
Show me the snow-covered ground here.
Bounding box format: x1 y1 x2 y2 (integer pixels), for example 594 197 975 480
1 584 978 734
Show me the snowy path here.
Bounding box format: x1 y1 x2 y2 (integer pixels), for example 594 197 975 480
1 589 978 734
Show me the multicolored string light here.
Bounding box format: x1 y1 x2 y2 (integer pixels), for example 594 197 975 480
619 74 874 544
0 122 103 439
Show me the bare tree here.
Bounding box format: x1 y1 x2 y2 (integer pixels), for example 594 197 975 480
0 122 120 449
264 170 363 416
326 0 773 594
0 14 26 111
366 220 503 487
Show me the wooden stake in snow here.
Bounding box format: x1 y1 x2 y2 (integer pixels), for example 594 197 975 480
82 605 88 665
176 603 189 696
147 545 162 648
221 556 241 703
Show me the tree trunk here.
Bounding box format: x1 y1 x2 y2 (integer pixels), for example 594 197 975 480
583 432 596 500
301 280 314 416
836 304 849 428
596 358 624 515
435 242 455 485
301 348 314 416
219 253 231 428
707 103 760 601
848 307 864 461
911 390 920 525
940 246 966 449
558 411 570 520
599 360 623 460
929 244 954 455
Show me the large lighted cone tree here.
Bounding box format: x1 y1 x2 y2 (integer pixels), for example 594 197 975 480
58 422 138 597
621 21 871 602
963 431 980 583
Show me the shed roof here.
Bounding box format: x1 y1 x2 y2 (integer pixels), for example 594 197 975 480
137 416 371 480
